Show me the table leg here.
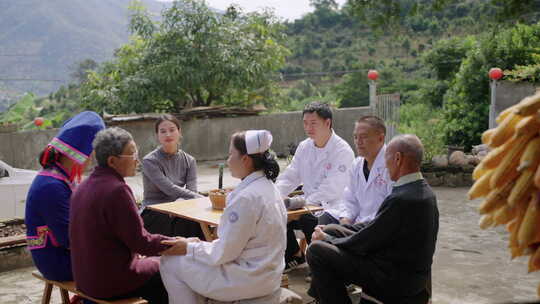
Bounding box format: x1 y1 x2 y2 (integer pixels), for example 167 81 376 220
200 223 215 241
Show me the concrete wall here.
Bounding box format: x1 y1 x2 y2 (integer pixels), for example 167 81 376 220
0 129 57 170
1 107 372 169
494 80 539 118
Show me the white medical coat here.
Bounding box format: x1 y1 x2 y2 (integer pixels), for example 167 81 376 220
340 145 394 223
161 171 287 302
276 131 355 220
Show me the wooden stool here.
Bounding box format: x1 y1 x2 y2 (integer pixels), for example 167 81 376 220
32 271 148 304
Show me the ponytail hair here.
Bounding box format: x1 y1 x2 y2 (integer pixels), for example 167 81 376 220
232 132 280 181
38 145 84 183
38 146 61 169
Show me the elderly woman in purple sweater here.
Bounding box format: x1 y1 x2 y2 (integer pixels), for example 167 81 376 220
70 127 172 303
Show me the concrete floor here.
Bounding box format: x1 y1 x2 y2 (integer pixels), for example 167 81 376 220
1 161 539 303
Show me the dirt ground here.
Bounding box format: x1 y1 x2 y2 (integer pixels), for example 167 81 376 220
1 162 539 303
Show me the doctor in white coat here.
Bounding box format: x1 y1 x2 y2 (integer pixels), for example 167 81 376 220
275 101 355 271
159 130 287 304
339 116 394 226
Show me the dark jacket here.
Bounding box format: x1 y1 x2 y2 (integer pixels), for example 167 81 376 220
328 179 439 299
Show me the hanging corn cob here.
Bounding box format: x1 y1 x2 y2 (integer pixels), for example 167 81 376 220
470 91 540 296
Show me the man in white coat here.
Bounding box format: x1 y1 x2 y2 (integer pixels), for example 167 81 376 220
275 101 355 271
339 116 394 226
159 130 287 304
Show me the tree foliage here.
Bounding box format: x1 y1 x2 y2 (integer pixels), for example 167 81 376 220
399 101 445 163
346 0 540 30
443 23 540 149
80 0 289 114
422 36 476 81
69 59 98 84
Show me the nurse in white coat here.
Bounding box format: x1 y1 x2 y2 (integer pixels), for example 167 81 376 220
339 116 394 226
159 130 287 304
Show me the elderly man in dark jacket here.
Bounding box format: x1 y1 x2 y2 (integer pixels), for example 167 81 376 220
307 134 439 304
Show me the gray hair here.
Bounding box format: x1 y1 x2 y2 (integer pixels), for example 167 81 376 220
356 115 386 135
388 134 424 167
93 127 133 167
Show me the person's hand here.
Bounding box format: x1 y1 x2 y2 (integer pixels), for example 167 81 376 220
160 238 188 256
339 218 352 225
186 237 201 243
312 226 327 242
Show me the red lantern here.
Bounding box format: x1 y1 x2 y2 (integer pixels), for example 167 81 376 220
489 68 503 80
34 117 44 127
367 69 379 81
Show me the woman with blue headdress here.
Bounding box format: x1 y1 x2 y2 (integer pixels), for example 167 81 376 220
25 111 105 282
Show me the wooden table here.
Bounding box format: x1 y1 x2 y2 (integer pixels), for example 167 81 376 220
147 197 323 241
148 197 322 289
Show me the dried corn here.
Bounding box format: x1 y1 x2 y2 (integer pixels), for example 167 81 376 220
518 137 540 172
516 93 540 116
508 169 535 207
490 135 531 189
490 113 522 148
468 170 493 200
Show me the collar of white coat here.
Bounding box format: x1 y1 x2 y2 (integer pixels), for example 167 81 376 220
361 144 386 183
309 129 337 150
369 144 387 170
237 170 265 191
228 171 265 204
393 172 423 187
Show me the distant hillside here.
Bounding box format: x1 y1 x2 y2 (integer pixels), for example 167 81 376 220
282 0 495 75
0 0 168 99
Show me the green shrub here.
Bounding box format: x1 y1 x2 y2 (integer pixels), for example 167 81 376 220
399 101 445 164
443 22 540 150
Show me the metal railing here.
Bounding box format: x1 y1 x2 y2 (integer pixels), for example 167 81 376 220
375 93 401 143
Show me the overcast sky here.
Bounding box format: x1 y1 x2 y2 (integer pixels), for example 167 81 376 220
158 0 348 21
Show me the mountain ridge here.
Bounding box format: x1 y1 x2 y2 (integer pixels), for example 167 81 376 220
0 0 168 97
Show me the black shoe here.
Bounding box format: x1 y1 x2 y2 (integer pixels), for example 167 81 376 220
284 254 306 273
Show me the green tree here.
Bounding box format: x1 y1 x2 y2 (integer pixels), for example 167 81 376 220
422 36 476 80
443 22 540 149
334 69 369 108
402 38 411 51
346 0 540 30
399 101 445 163
70 59 98 84
81 0 289 113
310 0 339 10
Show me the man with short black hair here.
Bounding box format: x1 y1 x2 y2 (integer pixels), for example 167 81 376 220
276 101 355 272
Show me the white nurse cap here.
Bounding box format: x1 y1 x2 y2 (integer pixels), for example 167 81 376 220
245 130 273 154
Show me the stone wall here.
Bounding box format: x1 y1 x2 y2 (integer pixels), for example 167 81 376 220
1 107 372 170
423 170 473 188
0 129 57 170
494 80 538 118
